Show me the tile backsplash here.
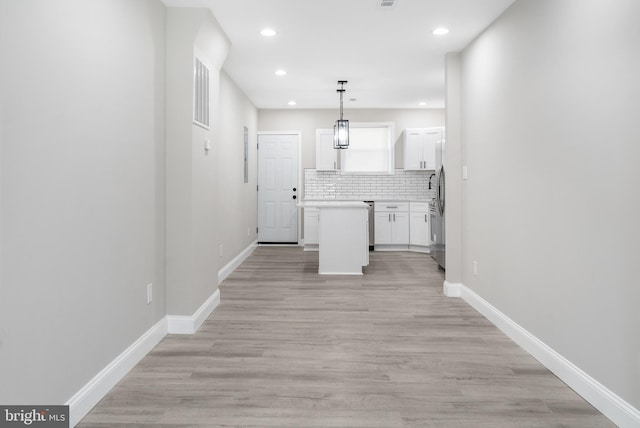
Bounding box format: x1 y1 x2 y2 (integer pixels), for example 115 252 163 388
304 169 436 200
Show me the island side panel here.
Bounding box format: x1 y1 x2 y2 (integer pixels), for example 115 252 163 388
318 206 368 275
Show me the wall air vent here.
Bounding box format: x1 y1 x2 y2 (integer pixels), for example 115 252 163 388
193 56 210 129
379 0 396 8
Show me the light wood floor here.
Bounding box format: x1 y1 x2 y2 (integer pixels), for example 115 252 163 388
79 247 613 427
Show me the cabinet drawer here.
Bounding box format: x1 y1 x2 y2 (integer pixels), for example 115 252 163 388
410 202 429 213
375 201 409 212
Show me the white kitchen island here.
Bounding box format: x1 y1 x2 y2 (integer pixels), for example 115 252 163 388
299 201 369 275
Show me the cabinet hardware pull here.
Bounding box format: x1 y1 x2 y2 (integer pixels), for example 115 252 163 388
393 213 396 221
425 214 427 222
386 206 398 209
388 213 391 222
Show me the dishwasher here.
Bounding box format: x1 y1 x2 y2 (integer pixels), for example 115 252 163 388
365 201 375 250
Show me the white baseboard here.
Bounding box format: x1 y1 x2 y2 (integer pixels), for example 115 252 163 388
167 288 220 334
460 284 640 428
374 245 410 251
443 281 462 297
66 317 168 427
218 240 257 284
66 241 260 426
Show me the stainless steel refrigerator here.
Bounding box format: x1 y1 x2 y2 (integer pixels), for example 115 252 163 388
430 138 445 269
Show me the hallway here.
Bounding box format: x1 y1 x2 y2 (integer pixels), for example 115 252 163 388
79 247 612 427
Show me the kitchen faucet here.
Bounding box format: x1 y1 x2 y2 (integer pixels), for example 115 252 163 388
428 173 436 189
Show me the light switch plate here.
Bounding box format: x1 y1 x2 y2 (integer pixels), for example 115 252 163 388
462 166 468 180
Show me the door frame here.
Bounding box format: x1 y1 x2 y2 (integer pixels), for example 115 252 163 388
257 131 303 245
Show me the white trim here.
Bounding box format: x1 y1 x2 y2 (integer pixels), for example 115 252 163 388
318 271 364 276
218 240 257 284
443 281 462 297
373 245 410 251
167 288 220 334
460 284 640 428
66 317 168 427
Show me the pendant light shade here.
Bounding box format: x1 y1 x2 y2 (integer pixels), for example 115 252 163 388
333 81 349 149
334 119 349 149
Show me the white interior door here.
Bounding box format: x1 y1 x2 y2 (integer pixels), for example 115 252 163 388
258 134 299 243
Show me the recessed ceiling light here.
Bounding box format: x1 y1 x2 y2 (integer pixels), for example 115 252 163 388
433 27 449 36
275 69 287 76
419 102 427 106
288 101 296 106
260 28 277 37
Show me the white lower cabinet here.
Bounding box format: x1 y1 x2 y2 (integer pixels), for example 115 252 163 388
303 207 319 249
308 200 429 253
374 202 409 249
409 202 430 251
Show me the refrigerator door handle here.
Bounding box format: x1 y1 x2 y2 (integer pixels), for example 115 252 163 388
435 167 441 213
437 167 445 217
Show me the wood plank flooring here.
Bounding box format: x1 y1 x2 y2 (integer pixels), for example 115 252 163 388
79 247 614 427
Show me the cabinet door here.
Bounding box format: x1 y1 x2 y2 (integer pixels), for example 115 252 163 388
315 129 338 171
391 212 410 244
374 212 393 244
423 129 441 171
403 130 423 170
304 209 319 245
410 211 429 246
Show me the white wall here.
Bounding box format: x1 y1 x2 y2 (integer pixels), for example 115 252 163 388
0 0 166 403
459 0 640 411
0 1 258 412
165 8 229 316
218 72 258 265
445 53 462 285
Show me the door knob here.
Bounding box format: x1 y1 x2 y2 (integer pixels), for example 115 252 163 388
292 195 297 199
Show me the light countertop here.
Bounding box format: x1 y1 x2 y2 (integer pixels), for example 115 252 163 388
297 200 369 208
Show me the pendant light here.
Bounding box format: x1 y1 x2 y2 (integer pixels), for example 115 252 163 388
333 80 349 149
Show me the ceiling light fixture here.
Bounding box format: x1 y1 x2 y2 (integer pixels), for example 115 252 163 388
260 28 277 37
288 101 296 106
419 102 427 106
333 80 349 150
433 27 449 36
275 69 287 76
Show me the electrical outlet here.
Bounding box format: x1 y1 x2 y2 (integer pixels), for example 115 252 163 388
473 260 478 276
146 283 153 305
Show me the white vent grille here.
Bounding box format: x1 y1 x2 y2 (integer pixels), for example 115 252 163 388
193 57 210 129
379 0 396 8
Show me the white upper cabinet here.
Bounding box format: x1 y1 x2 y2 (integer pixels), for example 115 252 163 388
315 129 338 171
403 127 442 171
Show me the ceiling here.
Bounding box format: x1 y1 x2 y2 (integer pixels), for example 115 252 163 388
164 0 516 109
